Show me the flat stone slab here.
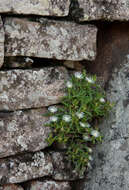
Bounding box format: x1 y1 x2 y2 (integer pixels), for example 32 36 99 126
0 16 4 68
82 55 129 190
0 0 70 17
28 181 71 190
1 184 24 190
0 108 51 158
4 18 97 61
0 67 68 111
0 151 82 184
0 151 53 184
78 0 129 21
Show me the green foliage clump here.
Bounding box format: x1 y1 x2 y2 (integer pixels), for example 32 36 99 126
46 71 112 175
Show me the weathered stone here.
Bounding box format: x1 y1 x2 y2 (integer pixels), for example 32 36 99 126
78 0 129 21
5 18 97 61
0 16 4 68
2 184 23 190
0 0 70 16
0 151 53 184
0 67 68 111
28 180 71 190
81 55 129 190
0 108 51 158
0 151 82 184
51 152 83 180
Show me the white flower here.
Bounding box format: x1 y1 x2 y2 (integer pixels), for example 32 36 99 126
76 112 84 119
87 162 92 168
50 116 58 122
85 77 94 83
91 130 100 137
89 155 93 161
48 106 57 113
100 97 105 103
62 115 71 122
83 135 90 141
87 147 92 153
66 81 73 88
74 72 83 79
80 122 86 128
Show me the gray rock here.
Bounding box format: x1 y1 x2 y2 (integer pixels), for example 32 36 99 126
0 151 82 184
0 151 53 184
4 18 97 61
78 0 129 21
82 55 129 190
51 152 83 180
1 184 24 190
0 0 70 17
0 67 68 111
28 180 71 190
0 16 4 68
0 108 51 158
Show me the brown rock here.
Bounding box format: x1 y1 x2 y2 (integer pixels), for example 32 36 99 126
78 0 129 21
2 184 23 190
0 67 68 111
85 22 129 86
0 0 70 17
28 180 71 190
0 16 4 68
4 18 97 61
0 108 51 158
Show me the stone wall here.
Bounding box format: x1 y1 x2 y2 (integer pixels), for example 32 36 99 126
0 0 129 189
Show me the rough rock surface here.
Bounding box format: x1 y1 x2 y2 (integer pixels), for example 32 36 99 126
1 184 24 190
0 0 70 16
82 55 129 190
78 0 129 21
51 152 83 180
0 151 53 184
0 16 4 68
28 180 71 190
0 108 51 158
4 18 97 61
0 151 82 185
0 67 68 111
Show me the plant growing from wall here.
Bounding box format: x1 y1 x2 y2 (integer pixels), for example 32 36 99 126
46 71 112 175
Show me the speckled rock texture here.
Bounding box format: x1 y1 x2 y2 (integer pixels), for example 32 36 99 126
4 18 97 61
0 67 68 111
0 108 51 158
0 16 4 68
0 151 82 185
78 0 129 21
0 151 53 184
1 184 24 190
28 180 71 190
81 55 129 190
0 0 70 16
